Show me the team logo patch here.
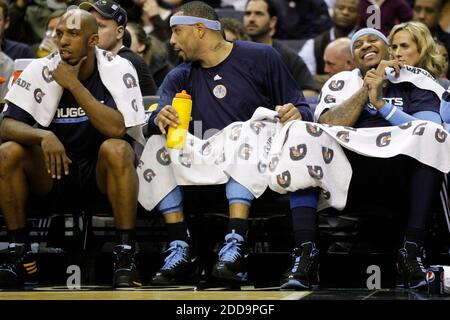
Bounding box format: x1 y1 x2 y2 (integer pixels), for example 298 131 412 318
376 132 391 147
269 156 279 172
214 152 226 165
399 122 412 130
435 128 447 143
229 124 242 141
179 153 192 168
321 189 331 200
102 50 115 62
143 169 156 182
307 165 323 180
289 144 307 161
413 123 427 136
328 80 344 91
276 171 291 188
324 94 336 104
238 143 253 160
257 161 267 174
322 147 334 164
201 142 212 156
123 73 137 88
250 121 266 135
156 147 171 166
42 66 54 83
34 88 45 103
131 99 138 112
336 131 350 143
305 123 323 137
213 84 227 99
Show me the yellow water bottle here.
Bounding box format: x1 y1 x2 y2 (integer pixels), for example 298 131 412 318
167 90 192 149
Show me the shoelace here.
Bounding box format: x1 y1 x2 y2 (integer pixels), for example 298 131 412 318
290 247 318 273
162 244 188 270
399 247 426 274
218 239 242 263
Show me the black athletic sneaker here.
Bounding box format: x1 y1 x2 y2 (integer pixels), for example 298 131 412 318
211 231 249 282
280 242 319 290
0 243 38 288
151 240 197 285
112 245 142 288
396 241 427 289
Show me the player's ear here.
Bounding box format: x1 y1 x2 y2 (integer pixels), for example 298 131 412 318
88 33 99 47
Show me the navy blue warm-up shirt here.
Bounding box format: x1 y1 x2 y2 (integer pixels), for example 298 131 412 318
149 41 312 137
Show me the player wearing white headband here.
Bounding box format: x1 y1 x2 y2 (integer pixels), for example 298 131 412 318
146 1 313 286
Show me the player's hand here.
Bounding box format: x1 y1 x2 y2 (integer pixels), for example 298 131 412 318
376 59 403 78
364 68 385 109
52 56 87 90
41 131 72 179
276 103 302 125
155 105 180 135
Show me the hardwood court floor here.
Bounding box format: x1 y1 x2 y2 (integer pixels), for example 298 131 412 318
0 286 449 300
0 289 310 300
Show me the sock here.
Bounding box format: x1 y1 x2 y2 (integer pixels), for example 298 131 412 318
227 218 248 239
291 207 317 247
8 227 30 246
115 229 136 248
166 221 191 244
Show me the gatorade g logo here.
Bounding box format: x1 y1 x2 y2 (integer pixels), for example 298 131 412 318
250 121 266 135
435 128 447 143
102 50 115 62
413 122 427 136
307 165 323 180
229 124 242 141
322 189 331 200
156 147 171 166
426 271 435 283
328 80 344 91
214 152 226 165
306 123 323 137
123 73 137 88
324 94 336 104
276 170 291 188
137 160 144 169
257 161 267 174
399 122 412 129
143 168 156 182
238 143 253 160
269 156 279 172
376 132 391 147
42 66 54 83
179 153 192 168
322 147 334 164
336 131 350 143
34 88 45 103
131 99 138 112
289 144 307 161
201 142 212 156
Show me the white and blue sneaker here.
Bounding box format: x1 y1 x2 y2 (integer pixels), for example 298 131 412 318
211 231 249 282
152 240 197 285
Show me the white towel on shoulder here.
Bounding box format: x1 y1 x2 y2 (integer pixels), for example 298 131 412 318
4 47 146 144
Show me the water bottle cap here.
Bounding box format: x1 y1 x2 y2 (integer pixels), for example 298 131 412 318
175 90 191 100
